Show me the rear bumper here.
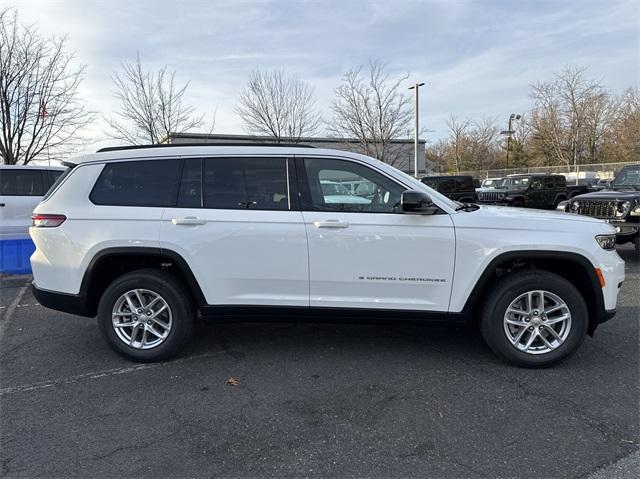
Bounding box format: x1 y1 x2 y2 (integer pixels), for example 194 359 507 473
32 283 93 317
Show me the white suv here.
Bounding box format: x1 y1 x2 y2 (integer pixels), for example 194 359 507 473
0 165 66 239
30 145 625 367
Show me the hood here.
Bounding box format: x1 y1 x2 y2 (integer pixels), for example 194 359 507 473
452 205 615 236
470 205 603 224
571 188 640 201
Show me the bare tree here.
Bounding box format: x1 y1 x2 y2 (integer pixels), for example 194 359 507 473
329 61 413 167
235 69 321 142
425 139 448 173
602 87 640 163
468 117 499 171
529 65 611 167
105 54 203 144
445 115 471 173
0 8 92 165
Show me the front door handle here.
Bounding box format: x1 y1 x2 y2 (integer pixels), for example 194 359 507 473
171 217 206 226
313 219 349 228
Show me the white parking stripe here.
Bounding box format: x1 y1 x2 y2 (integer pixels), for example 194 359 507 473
0 284 28 339
0 350 225 396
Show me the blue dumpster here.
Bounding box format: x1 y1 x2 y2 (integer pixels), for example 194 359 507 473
0 238 35 274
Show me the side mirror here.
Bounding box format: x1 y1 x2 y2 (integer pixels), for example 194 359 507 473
401 190 439 215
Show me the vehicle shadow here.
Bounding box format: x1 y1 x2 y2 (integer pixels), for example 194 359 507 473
184 316 493 367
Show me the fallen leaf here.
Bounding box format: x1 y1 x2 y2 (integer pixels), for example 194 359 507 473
226 377 240 386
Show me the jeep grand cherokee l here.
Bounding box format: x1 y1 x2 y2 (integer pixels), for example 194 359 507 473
30 145 625 367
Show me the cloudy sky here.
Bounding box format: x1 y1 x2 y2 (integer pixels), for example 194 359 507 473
8 0 640 151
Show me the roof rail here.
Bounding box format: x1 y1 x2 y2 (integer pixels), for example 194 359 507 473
96 142 316 153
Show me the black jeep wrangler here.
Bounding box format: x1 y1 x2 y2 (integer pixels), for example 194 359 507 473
559 164 640 254
476 174 568 209
421 175 477 203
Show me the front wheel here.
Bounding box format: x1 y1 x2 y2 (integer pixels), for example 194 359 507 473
97 269 195 362
480 270 588 368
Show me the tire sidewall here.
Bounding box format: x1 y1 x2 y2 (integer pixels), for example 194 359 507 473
482 273 588 367
97 271 193 362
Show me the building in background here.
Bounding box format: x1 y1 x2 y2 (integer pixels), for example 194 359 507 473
164 133 426 175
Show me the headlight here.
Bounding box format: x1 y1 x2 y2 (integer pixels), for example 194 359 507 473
616 201 632 218
556 200 569 211
478 193 483 200
631 205 640 217
569 200 580 212
595 234 617 250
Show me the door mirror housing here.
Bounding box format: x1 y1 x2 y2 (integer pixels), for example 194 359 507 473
401 190 439 215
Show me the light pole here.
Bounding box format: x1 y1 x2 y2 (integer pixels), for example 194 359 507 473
500 113 521 170
408 82 425 177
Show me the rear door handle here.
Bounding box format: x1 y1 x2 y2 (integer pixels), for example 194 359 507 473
171 217 206 225
0 203 5 207
313 219 349 228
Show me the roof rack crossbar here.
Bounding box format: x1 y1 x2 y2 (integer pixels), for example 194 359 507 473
96 143 316 153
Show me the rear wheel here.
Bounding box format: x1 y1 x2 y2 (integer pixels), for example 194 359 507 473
97 269 195 362
480 270 588 367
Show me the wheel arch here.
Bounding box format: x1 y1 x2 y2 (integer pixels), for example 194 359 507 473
80 247 206 317
553 193 568 205
462 250 605 336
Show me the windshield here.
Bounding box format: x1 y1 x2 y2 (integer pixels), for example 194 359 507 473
321 182 351 196
612 166 640 187
482 178 502 187
497 177 530 189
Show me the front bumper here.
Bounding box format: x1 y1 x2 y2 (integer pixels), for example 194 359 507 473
604 220 639 238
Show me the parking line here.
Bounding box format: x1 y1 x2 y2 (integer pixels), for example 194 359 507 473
0 284 28 339
0 350 225 396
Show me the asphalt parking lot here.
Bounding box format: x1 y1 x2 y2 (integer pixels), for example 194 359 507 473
1 246 638 478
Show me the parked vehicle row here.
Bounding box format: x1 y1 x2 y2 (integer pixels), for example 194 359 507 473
424 172 609 210
29 144 624 368
557 164 640 255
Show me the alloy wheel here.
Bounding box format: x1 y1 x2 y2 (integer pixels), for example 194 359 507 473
503 290 572 355
111 289 173 349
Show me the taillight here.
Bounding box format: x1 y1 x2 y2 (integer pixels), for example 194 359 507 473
32 214 66 228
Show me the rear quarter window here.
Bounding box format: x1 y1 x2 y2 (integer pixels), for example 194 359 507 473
90 159 182 207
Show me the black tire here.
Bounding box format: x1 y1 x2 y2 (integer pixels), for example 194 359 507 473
480 270 588 368
510 200 524 207
97 269 195 362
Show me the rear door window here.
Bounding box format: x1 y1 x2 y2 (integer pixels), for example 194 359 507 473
0 169 47 196
439 179 455 193
90 159 182 207
455 177 473 191
203 157 289 210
